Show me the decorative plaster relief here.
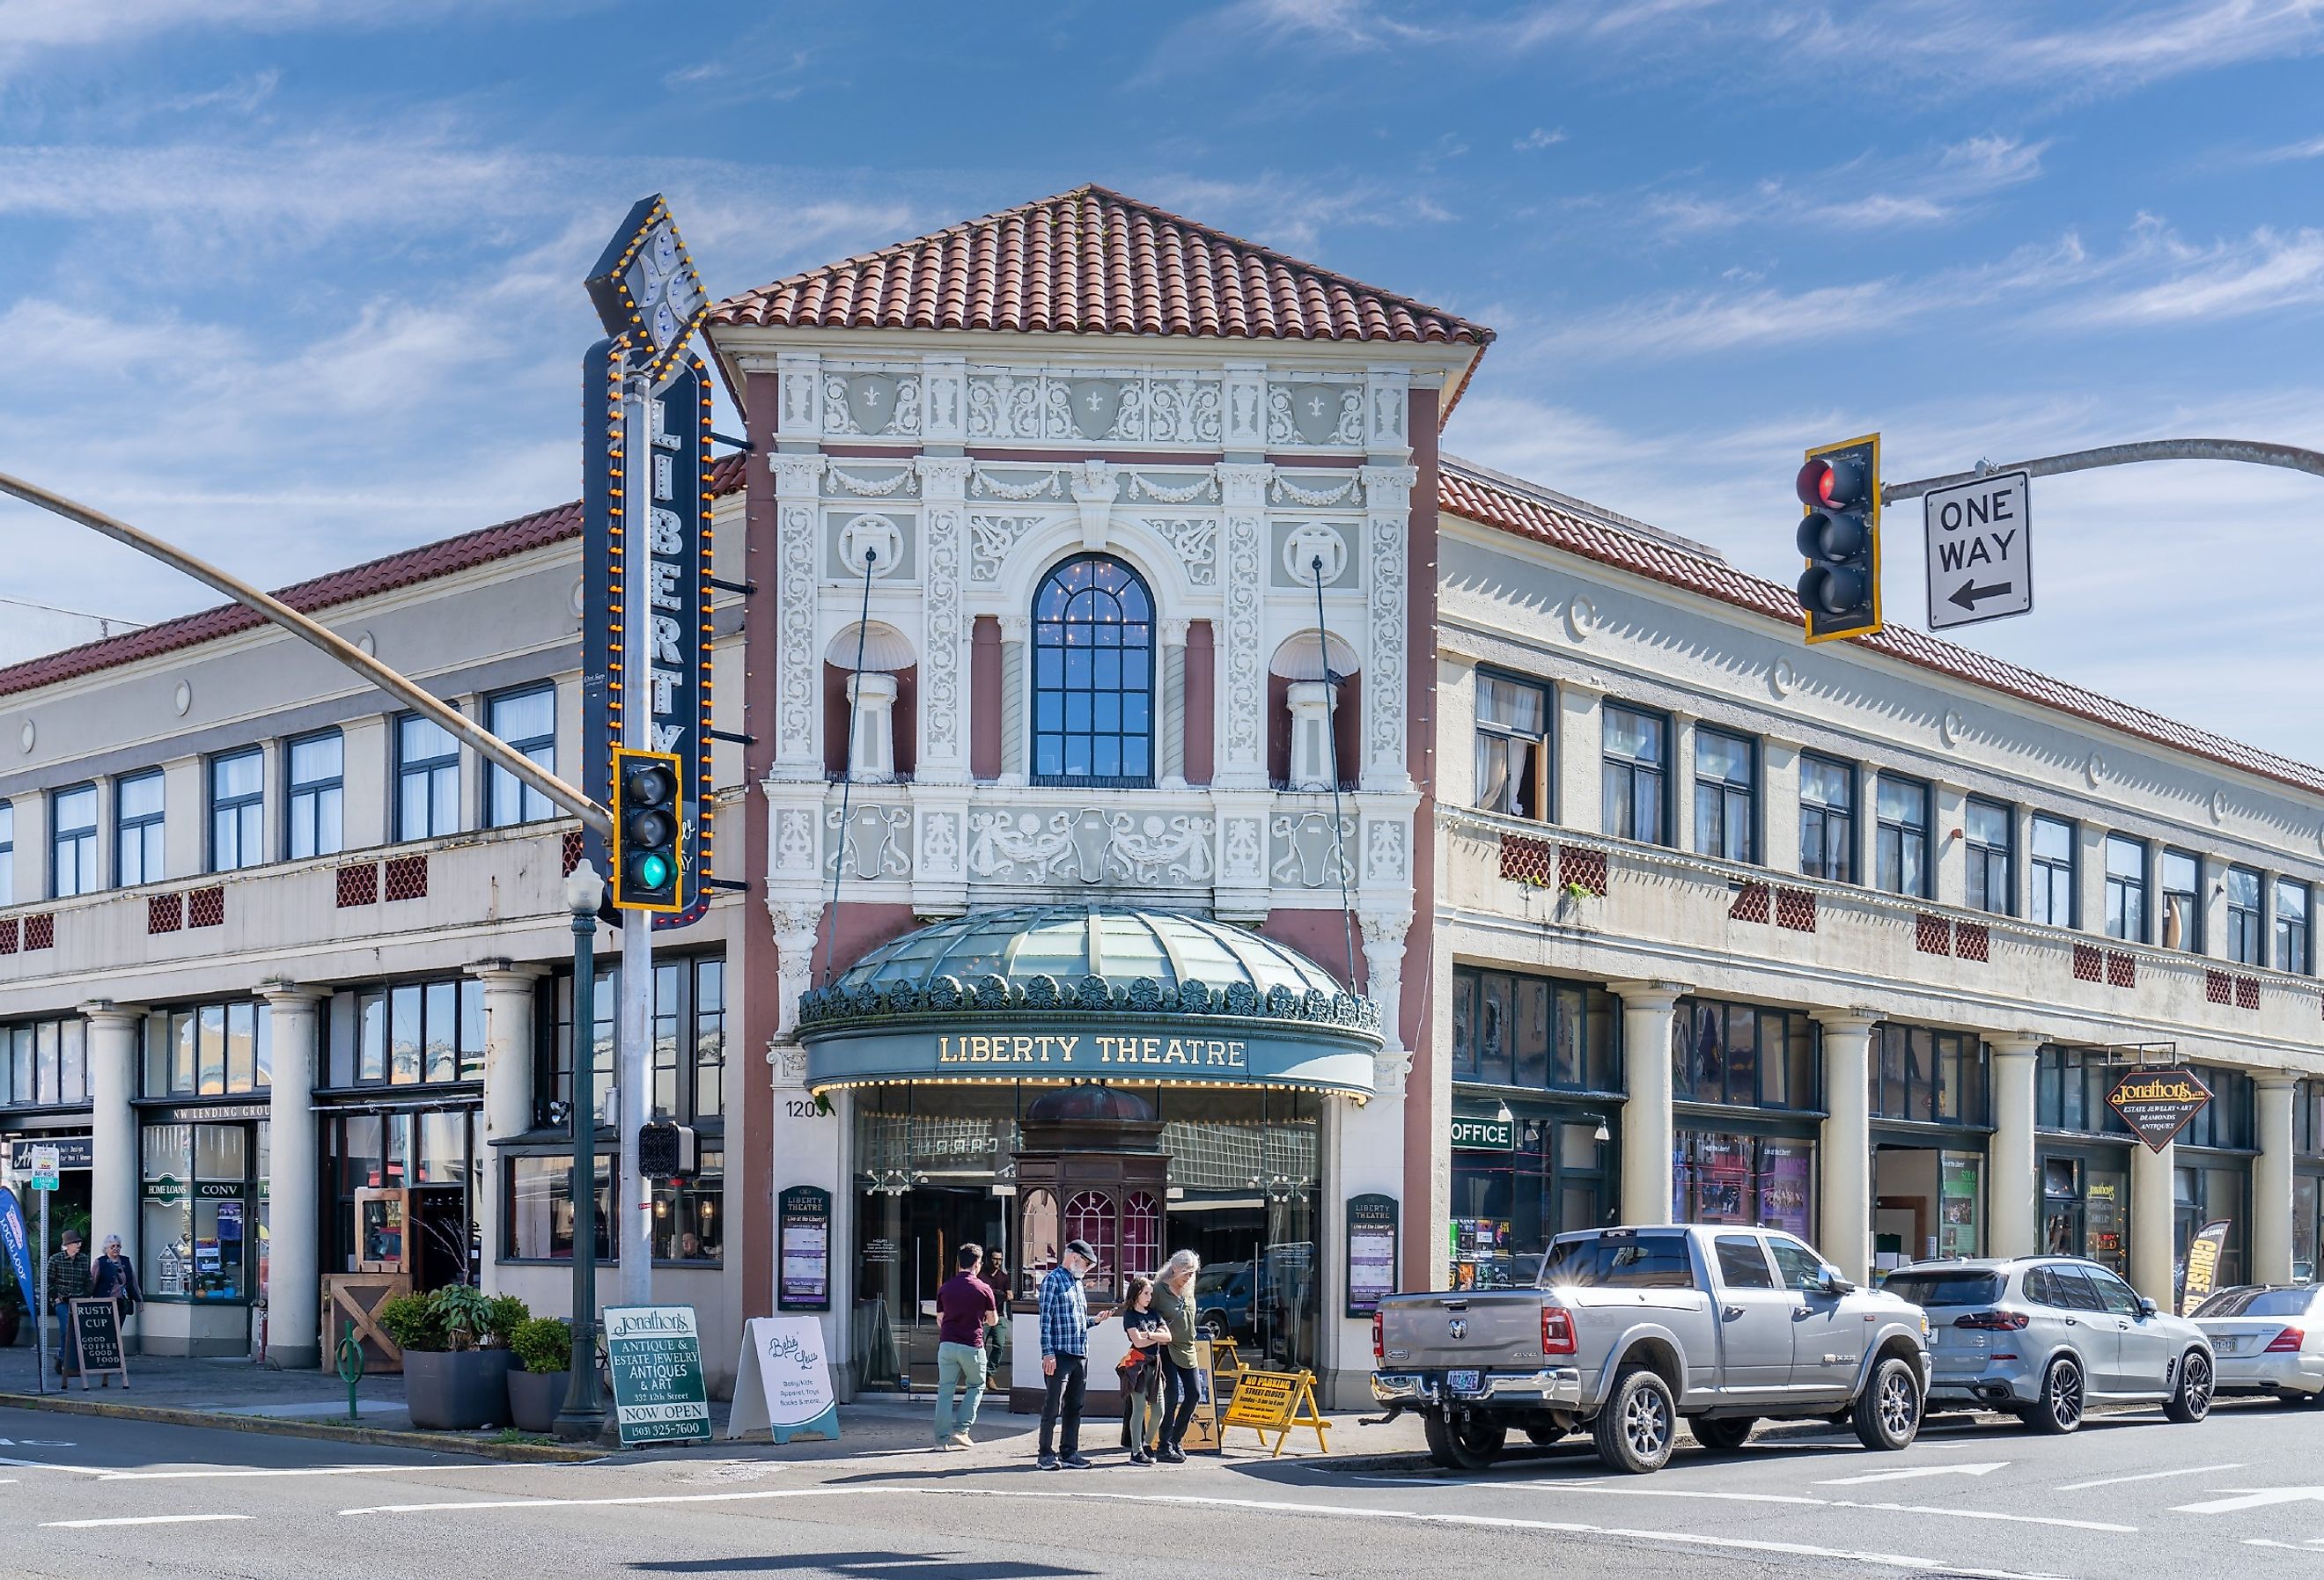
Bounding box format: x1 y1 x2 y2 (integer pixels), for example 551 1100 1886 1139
964 369 1224 445
826 371 922 437
1564 597 1596 643
966 808 1214 886
1769 657 1798 699
1122 471 1218 505
1269 382 1364 447
1222 817 1264 880
776 502 820 761
18 720 33 753
1269 473 1363 508
173 681 193 717
969 514 1046 582
1145 518 1218 586
835 514 906 579
827 805 912 880
1941 709 1967 747
1271 811 1355 887
774 807 818 878
1279 522 1350 586
1217 465 1273 774
827 466 919 499
969 467 1065 502
1364 819 1407 883
2084 751 2105 788
918 466 971 765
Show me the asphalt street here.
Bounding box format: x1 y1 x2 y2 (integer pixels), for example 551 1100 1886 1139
7 1400 2324 1579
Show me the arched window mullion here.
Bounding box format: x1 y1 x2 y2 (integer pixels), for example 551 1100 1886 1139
1030 553 1155 788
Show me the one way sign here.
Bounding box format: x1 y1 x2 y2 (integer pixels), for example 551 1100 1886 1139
1924 471 2033 631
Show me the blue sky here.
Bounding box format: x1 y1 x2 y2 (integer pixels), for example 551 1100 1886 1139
3 1 2321 753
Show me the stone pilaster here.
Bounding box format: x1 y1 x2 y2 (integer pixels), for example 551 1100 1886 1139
1814 1011 1879 1282
769 453 828 779
1611 982 1689 1227
260 984 326 1368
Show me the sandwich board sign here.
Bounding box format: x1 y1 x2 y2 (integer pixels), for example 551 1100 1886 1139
729 1315 840 1444
601 1304 712 1445
67 1298 128 1390
1924 471 2033 631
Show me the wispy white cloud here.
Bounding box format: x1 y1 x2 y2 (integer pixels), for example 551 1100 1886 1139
1514 127 1567 151
1636 136 2049 239
1139 173 1457 250
0 0 573 75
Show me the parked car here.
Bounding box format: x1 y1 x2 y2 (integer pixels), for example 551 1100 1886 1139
2188 1284 2324 1404
1882 1256 2213 1433
1195 1261 1253 1340
1371 1224 1931 1474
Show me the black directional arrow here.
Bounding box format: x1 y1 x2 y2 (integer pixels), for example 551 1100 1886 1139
1948 580 2015 611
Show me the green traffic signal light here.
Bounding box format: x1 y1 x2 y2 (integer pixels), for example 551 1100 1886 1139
633 852 672 891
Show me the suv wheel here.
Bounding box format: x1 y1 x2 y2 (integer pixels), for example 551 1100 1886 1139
1692 1415 1754 1453
2026 1356 2085 1435
1852 1356 1922 1451
1423 1410 1507 1470
1592 1367 1677 1474
2166 1349 2214 1424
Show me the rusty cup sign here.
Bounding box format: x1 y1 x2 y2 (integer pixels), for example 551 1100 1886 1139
2107 1064 2213 1153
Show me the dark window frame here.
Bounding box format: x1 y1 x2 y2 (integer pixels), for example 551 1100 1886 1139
1671 995 1820 1113
0 1015 91 1110
538 952 729 1132
1029 553 1156 789
1872 1022 1990 1128
2161 849 2203 953
114 768 165 889
49 783 98 900
1798 753 1855 884
1963 796 2014 916
2227 864 2266 967
394 710 463 841
2103 833 2150 944
0 797 11 907
1691 725 1758 864
284 728 345 862
327 976 485 1091
1449 965 1622 1095
208 746 266 874
2030 813 2078 930
1600 702 1670 848
1473 669 1553 822
484 683 558 829
1874 773 1932 899
2277 878 2312 976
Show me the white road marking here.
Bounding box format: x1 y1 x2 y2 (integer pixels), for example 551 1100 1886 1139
0 1457 107 1475
42 1515 255 1529
2056 1463 2246 1492
1835 1500 2133 1533
1472 1479 2128 1531
2176 1487 2324 1515
91 1466 416 1481
1817 1462 2009 1487
342 1488 869 1516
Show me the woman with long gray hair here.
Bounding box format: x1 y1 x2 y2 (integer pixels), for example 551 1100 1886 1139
1148 1249 1202 1461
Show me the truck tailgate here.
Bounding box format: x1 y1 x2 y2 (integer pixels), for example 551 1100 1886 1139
1379 1292 1546 1369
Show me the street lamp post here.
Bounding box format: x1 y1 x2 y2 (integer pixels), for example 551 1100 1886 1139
555 859 607 1443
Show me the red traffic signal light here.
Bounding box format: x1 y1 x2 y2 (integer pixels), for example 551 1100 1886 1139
1793 435 1882 643
1797 456 1870 512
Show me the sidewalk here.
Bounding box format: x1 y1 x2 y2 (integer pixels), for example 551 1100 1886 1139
0 1338 1425 1466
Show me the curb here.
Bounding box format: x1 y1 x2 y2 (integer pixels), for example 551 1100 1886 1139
0 1390 607 1463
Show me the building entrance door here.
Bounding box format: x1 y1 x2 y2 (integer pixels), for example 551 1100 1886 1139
855 1184 1006 1390
1872 1143 1984 1269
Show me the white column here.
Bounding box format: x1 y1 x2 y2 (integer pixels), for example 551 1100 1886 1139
844 673 899 783
81 1004 143 1301
2255 1076 2298 1286
1286 681 1335 791
1815 1012 1879 1282
470 964 547 1297
1988 1035 2042 1258
1358 911 1409 1070
261 984 325 1369
1159 620 1189 789
997 615 1029 789
1611 983 1688 1226
2129 1139 2176 1305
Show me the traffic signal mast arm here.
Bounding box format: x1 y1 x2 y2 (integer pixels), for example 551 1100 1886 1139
1883 437 2324 504
0 467 613 840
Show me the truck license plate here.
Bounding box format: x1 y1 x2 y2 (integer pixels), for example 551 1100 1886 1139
1449 1370 1482 1395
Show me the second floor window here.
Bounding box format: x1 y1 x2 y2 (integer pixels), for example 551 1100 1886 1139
2 1017 89 1108
2104 834 2148 943
142 1000 272 1099
1964 797 2012 915
1031 554 1154 786
1601 705 1666 845
51 784 97 899
487 686 558 827
2030 814 2076 928
0 799 11 906
335 978 484 1086
2278 879 2312 975
1473 674 1550 819
116 771 165 887
210 749 265 872
2162 849 2202 952
2227 865 2264 966
397 714 462 841
286 731 344 860
1672 996 1818 1110
1692 728 1755 863
1875 775 1930 898
1798 754 1853 882
1450 966 1620 1091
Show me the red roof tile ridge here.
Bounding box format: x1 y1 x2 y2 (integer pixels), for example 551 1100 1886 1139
1438 454 2324 800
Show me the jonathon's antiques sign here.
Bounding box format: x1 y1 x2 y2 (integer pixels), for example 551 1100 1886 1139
2107 1065 2214 1153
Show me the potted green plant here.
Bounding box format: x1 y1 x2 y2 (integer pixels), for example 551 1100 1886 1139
382 1286 518 1431
506 1316 572 1434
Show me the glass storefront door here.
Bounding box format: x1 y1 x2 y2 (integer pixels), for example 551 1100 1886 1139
2041 1150 2129 1275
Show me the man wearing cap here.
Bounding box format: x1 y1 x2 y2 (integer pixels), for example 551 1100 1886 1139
1035 1238 1114 1470
43 1229 89 1376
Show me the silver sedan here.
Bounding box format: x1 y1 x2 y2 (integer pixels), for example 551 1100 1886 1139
2190 1284 2324 1403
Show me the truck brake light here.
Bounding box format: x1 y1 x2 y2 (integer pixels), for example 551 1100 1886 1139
1542 1306 1577 1356
1953 1310 2030 1331
2267 1327 2306 1353
1372 1311 1384 1364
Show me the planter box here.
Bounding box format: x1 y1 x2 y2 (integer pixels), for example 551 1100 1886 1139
507 1367 570 1434
404 1349 514 1431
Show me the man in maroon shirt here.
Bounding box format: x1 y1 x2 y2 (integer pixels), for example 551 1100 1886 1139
933 1241 998 1450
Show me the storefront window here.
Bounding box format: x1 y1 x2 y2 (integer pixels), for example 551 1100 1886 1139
2041 1154 2128 1275
1672 997 1817 1110
141 1121 255 1302
2177 1065 2253 1150
1873 1025 1989 1126
651 1150 722 1263
545 956 725 1128
1 1017 88 1108
506 1153 616 1261
141 1002 272 1099
2034 1048 2135 1137
1672 1130 1813 1238
2177 1163 2249 1289
1450 967 1619 1091
1451 1116 1612 1288
2296 1174 2319 1284
328 979 483 1089
1939 1153 1982 1258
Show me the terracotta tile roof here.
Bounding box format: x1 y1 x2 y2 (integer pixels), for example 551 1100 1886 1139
711 184 1493 352
0 455 744 701
1440 455 2324 801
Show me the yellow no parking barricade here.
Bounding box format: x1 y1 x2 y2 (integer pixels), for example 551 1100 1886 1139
1220 1367 1328 1457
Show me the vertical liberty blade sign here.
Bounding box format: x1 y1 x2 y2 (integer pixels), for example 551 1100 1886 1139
582 340 716 927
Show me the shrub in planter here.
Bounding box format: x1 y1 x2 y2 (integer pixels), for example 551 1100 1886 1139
484 1296 531 1349
395 1286 513 1431
506 1317 573 1435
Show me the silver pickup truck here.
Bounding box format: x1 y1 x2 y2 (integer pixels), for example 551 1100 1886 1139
1372 1224 1931 1473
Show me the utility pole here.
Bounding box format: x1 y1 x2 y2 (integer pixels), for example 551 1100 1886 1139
615 365 656 1308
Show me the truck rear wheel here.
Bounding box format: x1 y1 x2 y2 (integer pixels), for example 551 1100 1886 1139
1852 1356 1923 1451
1592 1367 1677 1474
1423 1411 1507 1470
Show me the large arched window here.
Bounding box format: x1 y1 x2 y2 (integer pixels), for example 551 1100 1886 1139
1031 554 1154 785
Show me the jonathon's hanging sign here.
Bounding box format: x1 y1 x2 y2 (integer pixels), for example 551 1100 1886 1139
2107 1064 2214 1154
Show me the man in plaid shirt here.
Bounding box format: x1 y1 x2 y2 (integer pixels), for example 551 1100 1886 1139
1036 1238 1114 1470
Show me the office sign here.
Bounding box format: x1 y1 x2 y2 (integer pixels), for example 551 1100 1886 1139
1344 1193 1399 1319
602 1304 712 1445
729 1315 841 1444
581 336 716 928
778 1186 832 1312
1924 471 2033 631
2107 1064 2213 1153
1449 1115 1513 1151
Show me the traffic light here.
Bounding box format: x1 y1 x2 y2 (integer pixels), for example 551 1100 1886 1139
610 746 683 911
1794 433 1882 643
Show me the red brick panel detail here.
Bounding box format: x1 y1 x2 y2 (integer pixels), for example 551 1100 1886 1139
23 914 53 952
2072 944 2103 983
2205 969 2232 1004
335 863 379 908
383 854 429 903
1775 888 1816 932
148 894 184 935
1500 834 1553 886
187 886 224 929
563 829 585 877
1730 882 1770 923
2106 951 2136 988
1915 914 1953 955
2237 976 2261 1010
1955 922 1989 962
1557 846 1608 897
0 917 18 954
